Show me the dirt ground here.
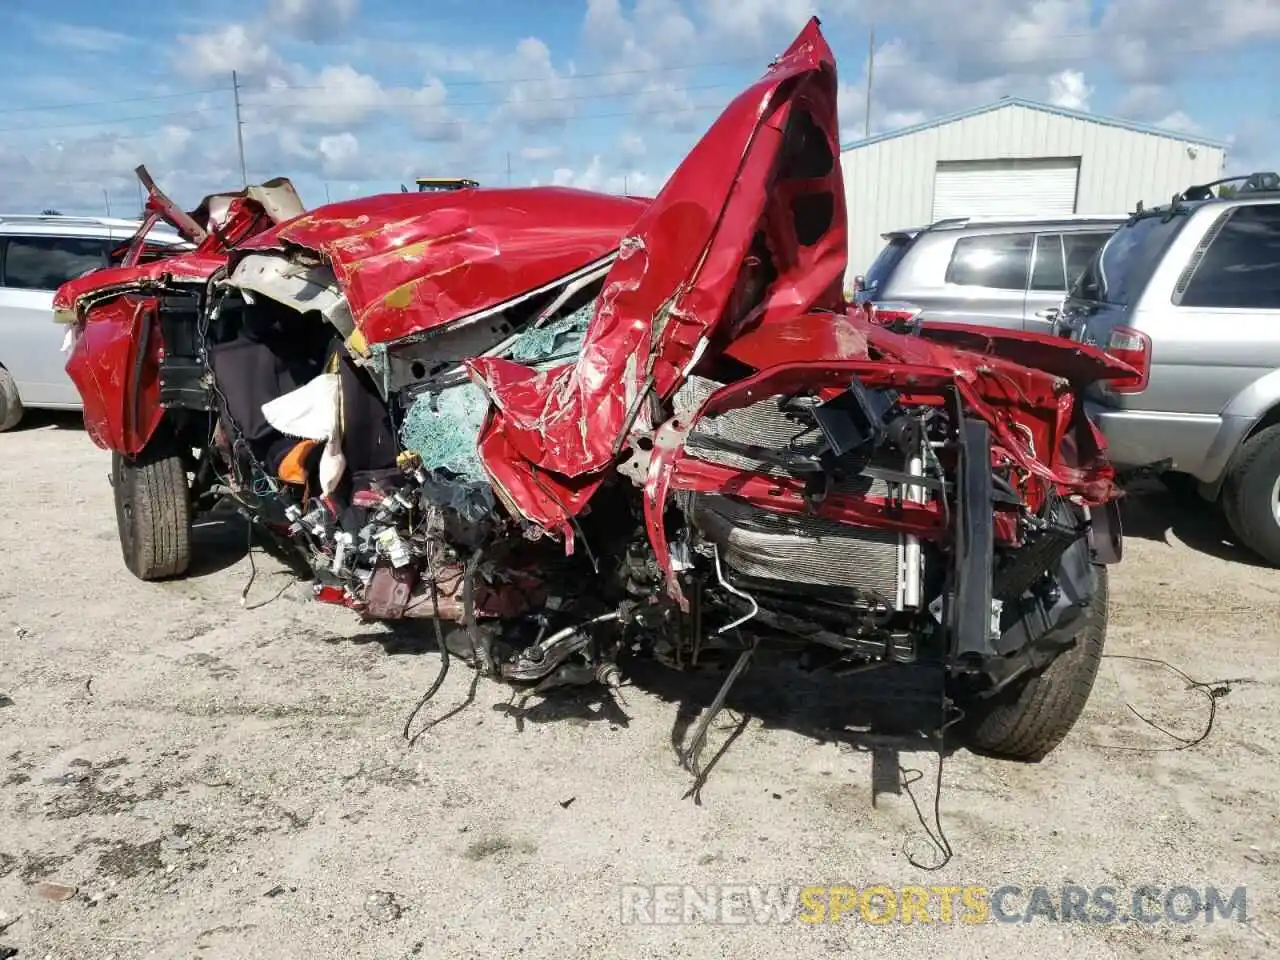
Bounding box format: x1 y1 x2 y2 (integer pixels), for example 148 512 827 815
1 411 1277 960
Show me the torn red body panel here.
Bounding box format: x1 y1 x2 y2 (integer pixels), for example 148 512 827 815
468 20 846 534
65 297 164 452
233 188 649 345
55 173 306 454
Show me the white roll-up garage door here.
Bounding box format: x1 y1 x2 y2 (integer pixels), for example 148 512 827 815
931 158 1080 221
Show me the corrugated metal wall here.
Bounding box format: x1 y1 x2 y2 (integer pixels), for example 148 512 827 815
840 103 1227 277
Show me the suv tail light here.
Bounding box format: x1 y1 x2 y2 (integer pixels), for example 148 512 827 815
868 302 923 330
1104 325 1151 394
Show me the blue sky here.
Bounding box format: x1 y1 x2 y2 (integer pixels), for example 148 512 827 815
0 0 1276 215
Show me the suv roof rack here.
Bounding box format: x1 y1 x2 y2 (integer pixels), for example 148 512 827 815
924 213 1127 230
0 213 144 229
1176 171 1280 202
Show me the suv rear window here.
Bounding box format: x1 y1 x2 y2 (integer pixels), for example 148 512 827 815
860 235 913 296
1177 203 1280 309
1072 212 1189 305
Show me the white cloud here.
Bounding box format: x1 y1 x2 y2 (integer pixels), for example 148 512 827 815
256 64 384 127
1048 69 1092 111
549 156 666 195
878 109 928 131
409 44 491 77
619 132 646 157
317 131 360 177
495 37 577 132
265 0 360 40
42 24 137 53
520 145 563 161
233 63 463 142
1099 0 1280 83
176 24 282 79
633 82 701 130
1115 83 1175 120
699 0 819 48
580 0 697 95
583 0 633 51
552 156 606 189
1152 111 1203 136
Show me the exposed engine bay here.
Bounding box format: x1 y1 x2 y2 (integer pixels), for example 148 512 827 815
122 252 1118 716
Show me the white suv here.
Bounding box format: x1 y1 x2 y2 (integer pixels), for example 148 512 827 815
0 213 188 431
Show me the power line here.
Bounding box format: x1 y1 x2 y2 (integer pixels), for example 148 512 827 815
0 86 228 116
0 107 228 135
250 56 769 94
240 80 740 112
240 96 736 131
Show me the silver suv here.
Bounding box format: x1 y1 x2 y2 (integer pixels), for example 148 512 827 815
0 213 187 431
852 214 1126 333
1060 172 1280 565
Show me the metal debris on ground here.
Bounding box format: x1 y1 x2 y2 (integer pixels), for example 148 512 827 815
162 831 192 852
31 881 77 902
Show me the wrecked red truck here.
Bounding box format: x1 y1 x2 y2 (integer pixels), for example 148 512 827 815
54 18 1132 764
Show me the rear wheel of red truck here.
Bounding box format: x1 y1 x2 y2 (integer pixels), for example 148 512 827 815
112 444 193 580
961 563 1109 762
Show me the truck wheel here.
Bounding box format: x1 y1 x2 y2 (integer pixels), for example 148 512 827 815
0 368 23 432
1220 424 1280 567
112 445 192 580
963 564 1108 762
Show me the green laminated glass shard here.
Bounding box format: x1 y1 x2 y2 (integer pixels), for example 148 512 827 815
399 300 596 483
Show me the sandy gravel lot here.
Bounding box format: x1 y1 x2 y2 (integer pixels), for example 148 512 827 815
1 411 1277 960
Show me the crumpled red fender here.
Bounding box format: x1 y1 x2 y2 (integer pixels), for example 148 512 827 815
466 17 846 538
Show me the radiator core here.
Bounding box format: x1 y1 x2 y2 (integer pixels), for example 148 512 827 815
672 376 924 610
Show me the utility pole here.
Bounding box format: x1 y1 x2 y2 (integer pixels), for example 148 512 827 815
864 27 875 138
232 70 248 188
623 174 629 195
506 152 512 185
324 182 332 203
102 188 111 217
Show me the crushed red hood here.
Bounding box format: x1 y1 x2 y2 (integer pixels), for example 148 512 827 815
231 188 650 345
465 16 846 527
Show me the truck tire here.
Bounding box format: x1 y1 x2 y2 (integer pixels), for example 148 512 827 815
112 445 192 580
1220 423 1280 567
0 368 23 432
963 564 1108 762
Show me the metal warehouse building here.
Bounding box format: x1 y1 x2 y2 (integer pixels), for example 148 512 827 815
840 97 1229 275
